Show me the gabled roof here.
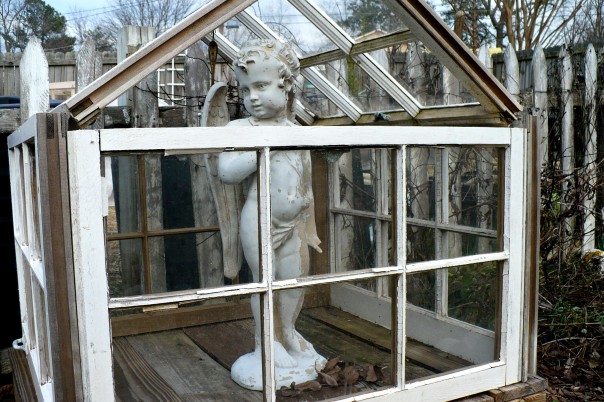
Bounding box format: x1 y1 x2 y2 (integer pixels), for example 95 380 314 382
63 0 521 127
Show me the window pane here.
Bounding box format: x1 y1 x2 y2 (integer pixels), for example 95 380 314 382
407 226 435 263
110 296 261 399
447 147 499 231
107 238 144 298
407 271 435 311
448 263 499 330
106 155 141 234
406 147 435 221
274 279 395 399
335 148 391 213
335 214 391 273
405 263 500 383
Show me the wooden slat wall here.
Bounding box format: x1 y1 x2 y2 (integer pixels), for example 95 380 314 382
0 51 118 97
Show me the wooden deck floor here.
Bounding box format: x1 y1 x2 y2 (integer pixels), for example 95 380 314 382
113 306 470 402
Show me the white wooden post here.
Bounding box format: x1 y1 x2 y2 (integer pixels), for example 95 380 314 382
582 44 597 253
20 37 49 121
478 44 492 73
532 44 548 168
77 39 104 130
560 44 574 246
68 130 114 401
503 46 519 100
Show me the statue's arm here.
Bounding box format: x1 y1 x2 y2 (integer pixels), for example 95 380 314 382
218 151 257 184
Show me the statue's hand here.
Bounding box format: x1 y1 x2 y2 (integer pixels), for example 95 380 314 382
307 233 322 253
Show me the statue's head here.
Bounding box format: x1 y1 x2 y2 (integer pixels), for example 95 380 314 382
233 39 300 120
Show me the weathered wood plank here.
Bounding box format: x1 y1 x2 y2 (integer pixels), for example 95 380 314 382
8 348 38 402
184 320 255 369
111 301 253 337
0 109 20 134
113 337 181 401
486 376 547 402
126 330 262 401
303 306 468 373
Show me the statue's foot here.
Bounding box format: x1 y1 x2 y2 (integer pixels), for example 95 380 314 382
274 341 297 368
283 330 327 366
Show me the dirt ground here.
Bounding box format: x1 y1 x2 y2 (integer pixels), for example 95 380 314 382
538 257 604 401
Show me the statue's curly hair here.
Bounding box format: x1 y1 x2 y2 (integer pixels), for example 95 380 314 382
234 39 300 87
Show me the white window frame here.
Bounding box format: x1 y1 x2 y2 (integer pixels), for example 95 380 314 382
68 125 525 402
330 145 503 364
9 134 55 402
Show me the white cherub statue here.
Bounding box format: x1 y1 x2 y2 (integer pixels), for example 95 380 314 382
214 39 326 390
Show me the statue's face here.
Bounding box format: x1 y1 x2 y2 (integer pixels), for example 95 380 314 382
237 58 288 120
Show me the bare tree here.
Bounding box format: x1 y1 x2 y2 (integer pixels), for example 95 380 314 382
102 0 200 39
0 0 27 52
69 7 115 51
442 0 585 50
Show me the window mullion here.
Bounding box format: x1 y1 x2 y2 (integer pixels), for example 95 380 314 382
396 145 406 388
436 148 449 316
258 147 276 402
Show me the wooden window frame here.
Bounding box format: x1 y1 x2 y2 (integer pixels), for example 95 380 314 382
103 153 221 295
67 125 526 402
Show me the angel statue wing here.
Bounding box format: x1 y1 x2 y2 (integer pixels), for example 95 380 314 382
201 82 244 279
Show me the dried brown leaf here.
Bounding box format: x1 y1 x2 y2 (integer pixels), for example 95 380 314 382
318 371 339 387
324 365 341 376
296 380 322 392
280 385 301 397
323 357 341 372
365 365 378 382
341 365 360 385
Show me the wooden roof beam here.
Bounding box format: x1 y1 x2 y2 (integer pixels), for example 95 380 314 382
62 0 256 127
236 9 362 122
391 0 521 121
288 0 421 117
203 32 317 126
300 29 415 68
312 104 508 127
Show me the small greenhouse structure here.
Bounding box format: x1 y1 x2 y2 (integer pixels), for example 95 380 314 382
7 0 545 401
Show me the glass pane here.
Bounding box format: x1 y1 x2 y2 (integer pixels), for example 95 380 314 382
246 0 337 55
106 155 141 234
448 147 499 231
406 146 501 262
405 263 500 383
110 297 261 399
274 279 394 399
335 214 391 273
107 238 144 298
335 148 392 213
445 232 499 259
448 263 499 330
407 271 435 311
298 75 348 119
407 226 435 263
406 147 435 221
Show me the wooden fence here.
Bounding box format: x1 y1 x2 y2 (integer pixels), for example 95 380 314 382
493 44 604 259
5 34 604 261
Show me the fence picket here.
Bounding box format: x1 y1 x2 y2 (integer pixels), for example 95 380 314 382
583 44 597 253
19 37 49 121
532 44 548 167
560 44 574 245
